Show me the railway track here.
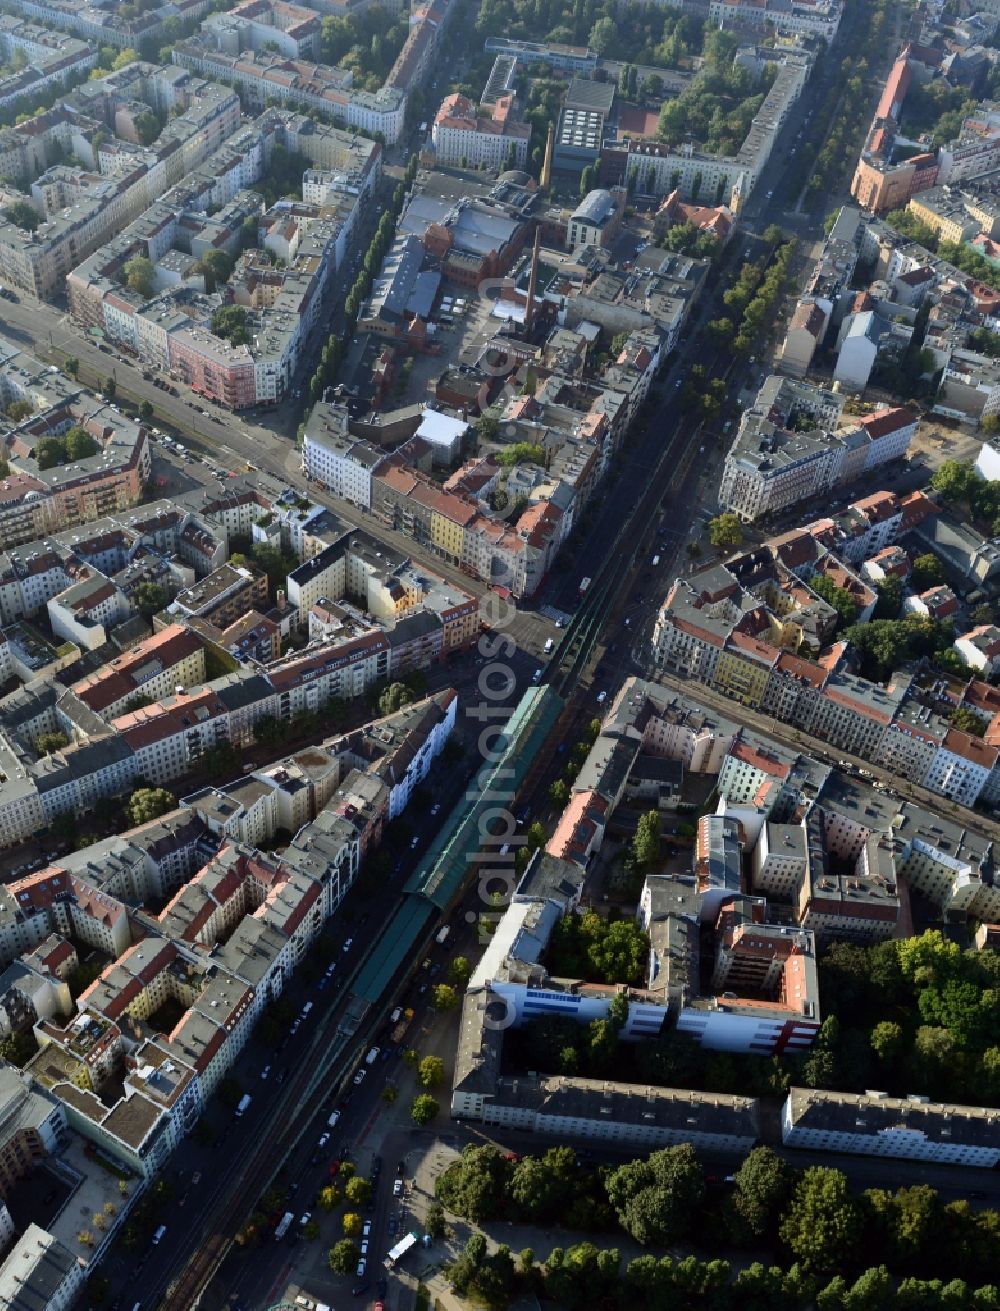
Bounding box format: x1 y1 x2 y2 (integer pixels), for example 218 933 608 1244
157 972 373 1310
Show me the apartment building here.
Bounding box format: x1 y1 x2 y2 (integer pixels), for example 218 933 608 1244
431 92 530 170
719 378 915 521
172 35 405 143
207 0 321 58
782 1087 1000 1167
12 0 214 49
0 16 97 111
456 1041 762 1152
1 385 152 548
301 404 385 508
707 0 843 39
71 625 207 722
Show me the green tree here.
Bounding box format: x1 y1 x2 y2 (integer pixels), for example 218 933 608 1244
587 16 617 52
549 779 570 806
36 437 68 470
2 200 40 232
508 1156 569 1222
897 929 962 982
139 400 154 422
112 48 139 69
6 399 33 422
435 1145 511 1222
126 788 176 826
134 581 168 618
809 572 859 629
123 256 155 299
874 575 903 620
211 305 251 346
329 1239 360 1274
449 956 472 987
345 1176 371 1206
843 1266 892 1311
606 1144 705 1245
632 811 660 866
432 984 458 1011
133 110 160 146
317 1185 341 1211
952 706 988 737
731 1147 795 1243
780 1167 862 1273
342 1210 363 1237
0 1031 38 1068
253 716 289 749
64 358 80 378
411 1093 439 1126
64 426 99 460
870 1019 904 1066
526 820 548 852
709 513 743 551
196 248 234 292
419 1055 445 1088
478 413 499 443
930 459 977 504
911 553 946 592
378 682 413 715
36 732 70 756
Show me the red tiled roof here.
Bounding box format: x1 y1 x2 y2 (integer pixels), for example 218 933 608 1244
775 651 827 688
942 726 998 769
876 56 912 122
856 407 916 440
729 741 789 778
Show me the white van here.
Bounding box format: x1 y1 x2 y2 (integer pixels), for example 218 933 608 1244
365 1047 380 1065
327 1109 341 1128
152 1225 167 1245
543 638 554 653
300 1001 313 1018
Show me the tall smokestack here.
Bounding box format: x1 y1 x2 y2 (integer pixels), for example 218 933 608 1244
540 121 555 191
525 226 541 337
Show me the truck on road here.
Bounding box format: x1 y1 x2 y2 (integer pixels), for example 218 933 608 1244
384 1232 419 1267
435 926 450 946
274 1212 294 1241
579 577 591 595
235 1094 251 1117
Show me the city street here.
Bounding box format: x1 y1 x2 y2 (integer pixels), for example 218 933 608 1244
95 740 487 1311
